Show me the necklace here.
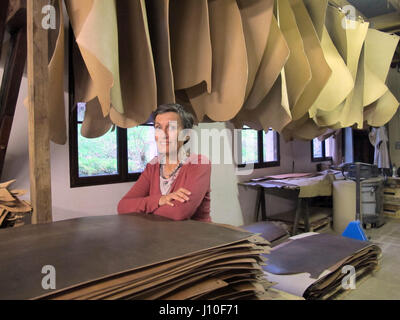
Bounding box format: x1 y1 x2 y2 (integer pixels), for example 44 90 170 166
161 162 182 180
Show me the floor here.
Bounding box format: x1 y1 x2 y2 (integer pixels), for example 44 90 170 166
332 218 400 300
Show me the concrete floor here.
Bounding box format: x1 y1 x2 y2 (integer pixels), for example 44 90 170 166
336 218 400 300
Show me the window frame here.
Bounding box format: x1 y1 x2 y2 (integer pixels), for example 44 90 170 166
237 128 280 169
69 119 154 188
311 138 333 162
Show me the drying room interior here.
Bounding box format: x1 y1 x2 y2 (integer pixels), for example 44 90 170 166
0 0 399 301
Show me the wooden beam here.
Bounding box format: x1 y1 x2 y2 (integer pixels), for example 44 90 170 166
27 0 52 224
0 1 10 61
0 26 27 179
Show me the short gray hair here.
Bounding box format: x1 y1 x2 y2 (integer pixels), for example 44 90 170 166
153 103 195 129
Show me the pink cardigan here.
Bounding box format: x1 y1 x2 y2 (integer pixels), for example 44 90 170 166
117 154 211 222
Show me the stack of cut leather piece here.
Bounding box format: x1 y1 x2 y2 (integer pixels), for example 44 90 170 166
270 207 332 233
0 214 277 300
241 221 290 248
263 233 381 300
0 180 32 229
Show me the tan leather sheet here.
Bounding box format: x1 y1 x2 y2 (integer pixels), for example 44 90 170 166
363 29 399 107
302 0 327 40
232 17 291 133
72 37 96 103
0 188 17 202
277 0 311 113
72 42 112 138
0 180 16 189
363 29 400 127
0 209 8 226
187 0 248 122
109 0 157 128
331 44 365 129
233 75 292 133
65 0 123 116
241 15 289 112
81 98 113 138
314 6 369 128
282 115 327 141
308 26 353 121
169 0 212 92
237 0 274 99
288 0 331 121
146 0 175 105
364 90 400 127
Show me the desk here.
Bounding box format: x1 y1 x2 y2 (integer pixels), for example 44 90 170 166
239 173 336 235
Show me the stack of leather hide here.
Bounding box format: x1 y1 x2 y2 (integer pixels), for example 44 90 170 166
0 214 276 300
270 207 332 233
263 233 381 299
0 180 32 229
241 221 290 247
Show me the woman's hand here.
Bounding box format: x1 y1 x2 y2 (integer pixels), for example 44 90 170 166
159 188 191 207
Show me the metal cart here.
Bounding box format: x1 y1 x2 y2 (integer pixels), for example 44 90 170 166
340 162 386 228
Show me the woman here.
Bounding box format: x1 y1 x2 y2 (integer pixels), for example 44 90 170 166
117 104 211 222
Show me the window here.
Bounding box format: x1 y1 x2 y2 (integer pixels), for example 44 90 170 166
70 103 157 187
311 136 334 162
238 127 280 169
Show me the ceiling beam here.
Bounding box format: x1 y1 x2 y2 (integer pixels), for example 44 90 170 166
369 11 400 32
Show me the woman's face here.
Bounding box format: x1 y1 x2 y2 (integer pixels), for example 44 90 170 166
154 112 185 157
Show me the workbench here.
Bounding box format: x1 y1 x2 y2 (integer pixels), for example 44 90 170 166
239 173 336 235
